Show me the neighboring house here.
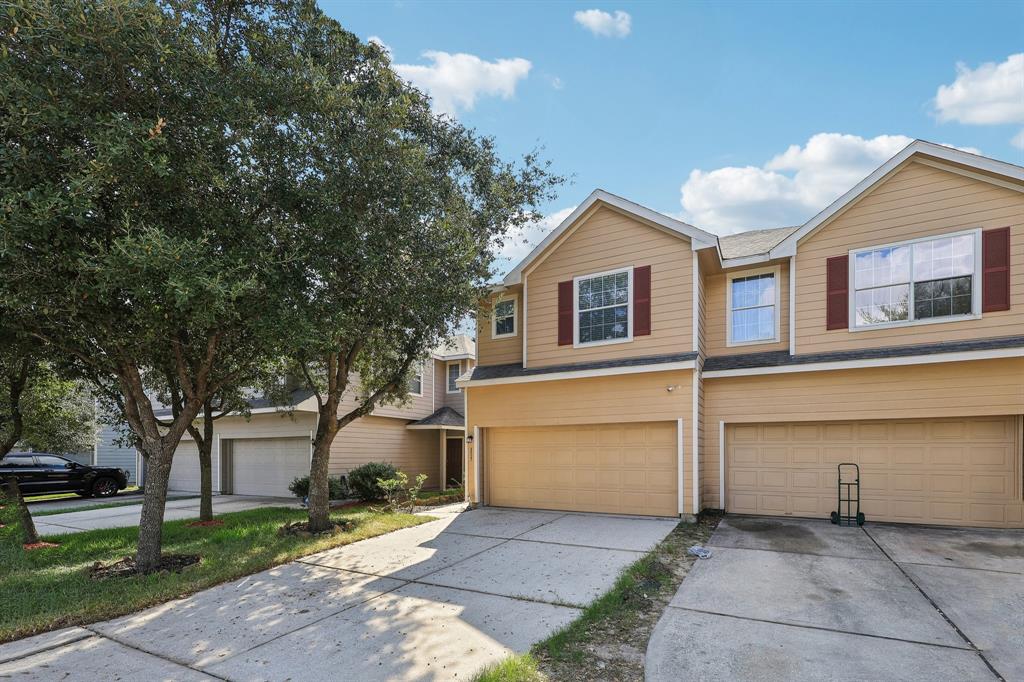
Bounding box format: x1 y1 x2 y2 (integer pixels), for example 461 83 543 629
461 140 1024 529
97 336 475 497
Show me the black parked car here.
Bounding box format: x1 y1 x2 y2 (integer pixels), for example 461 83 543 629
0 453 129 498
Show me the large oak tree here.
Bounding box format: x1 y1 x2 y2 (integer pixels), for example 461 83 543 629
1 0 559 565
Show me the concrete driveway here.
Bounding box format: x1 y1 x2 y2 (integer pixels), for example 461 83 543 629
31 495 299 536
647 516 1024 681
0 506 677 681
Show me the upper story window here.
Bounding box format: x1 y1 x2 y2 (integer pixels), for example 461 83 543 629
574 267 632 347
491 295 517 339
852 231 978 329
447 361 461 393
727 266 780 346
408 363 423 396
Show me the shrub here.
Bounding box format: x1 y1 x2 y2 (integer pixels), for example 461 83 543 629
348 461 397 501
288 475 349 500
376 471 429 513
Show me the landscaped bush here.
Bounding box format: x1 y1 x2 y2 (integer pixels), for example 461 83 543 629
347 461 397 501
287 475 349 501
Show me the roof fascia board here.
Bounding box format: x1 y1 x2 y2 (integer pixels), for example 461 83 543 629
503 189 717 285
458 359 695 388
702 346 1024 378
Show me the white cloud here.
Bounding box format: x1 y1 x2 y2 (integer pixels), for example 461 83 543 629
1012 129 1024 150
573 9 632 38
392 51 531 116
934 53 1024 126
679 133 980 235
495 206 576 275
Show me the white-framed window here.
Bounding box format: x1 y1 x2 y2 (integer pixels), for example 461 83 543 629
491 294 517 339
727 265 780 346
408 362 423 396
574 266 633 347
850 229 980 330
447 361 461 393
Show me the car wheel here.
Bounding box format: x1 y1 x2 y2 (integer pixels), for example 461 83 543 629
91 477 119 498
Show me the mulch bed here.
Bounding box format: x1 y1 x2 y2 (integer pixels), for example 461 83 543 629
187 519 225 528
91 554 201 579
23 541 60 551
277 519 354 538
416 494 464 507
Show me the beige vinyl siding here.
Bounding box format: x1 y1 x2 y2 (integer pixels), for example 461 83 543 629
524 205 694 368
705 259 790 356
369 361 437 421
476 286 523 366
702 357 1024 510
329 415 440 488
794 161 1024 354
464 369 694 513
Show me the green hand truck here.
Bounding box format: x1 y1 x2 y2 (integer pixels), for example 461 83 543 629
830 462 865 527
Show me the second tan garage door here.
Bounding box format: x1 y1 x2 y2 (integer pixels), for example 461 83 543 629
486 422 677 517
726 416 1023 528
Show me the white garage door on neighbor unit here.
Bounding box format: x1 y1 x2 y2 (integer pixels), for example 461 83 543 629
168 441 206 493
231 437 310 497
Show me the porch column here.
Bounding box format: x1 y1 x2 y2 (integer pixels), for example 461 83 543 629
439 428 447 491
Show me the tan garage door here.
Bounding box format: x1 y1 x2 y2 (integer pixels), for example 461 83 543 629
486 422 677 517
727 416 1023 528
232 437 310 497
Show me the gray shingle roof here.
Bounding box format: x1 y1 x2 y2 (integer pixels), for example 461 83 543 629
703 335 1024 372
409 406 465 427
718 226 800 260
468 352 698 382
432 334 475 359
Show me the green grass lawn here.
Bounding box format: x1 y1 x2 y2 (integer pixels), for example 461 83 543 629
0 501 432 644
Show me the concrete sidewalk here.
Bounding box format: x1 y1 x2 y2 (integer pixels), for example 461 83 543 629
1 506 678 681
32 495 298 535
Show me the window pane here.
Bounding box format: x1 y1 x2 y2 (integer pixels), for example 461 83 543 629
856 246 909 288
495 300 514 318
731 305 775 343
854 284 909 326
731 273 775 310
35 455 66 466
913 235 974 283
578 304 628 342
495 316 514 335
0 456 35 468
447 364 460 391
913 276 972 320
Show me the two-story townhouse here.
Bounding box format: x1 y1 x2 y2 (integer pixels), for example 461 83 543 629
461 141 1024 529
98 336 475 497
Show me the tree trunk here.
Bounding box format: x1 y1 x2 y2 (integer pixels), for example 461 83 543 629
198 439 214 522
305 430 333 532
189 402 216 522
135 441 173 572
3 475 39 545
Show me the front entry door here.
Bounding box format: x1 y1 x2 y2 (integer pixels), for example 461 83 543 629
445 439 464 488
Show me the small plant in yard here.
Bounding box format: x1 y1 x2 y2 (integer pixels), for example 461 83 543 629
376 471 428 513
348 462 398 501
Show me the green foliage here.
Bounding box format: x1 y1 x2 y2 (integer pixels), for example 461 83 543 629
287 475 349 501
376 471 429 513
348 462 398 501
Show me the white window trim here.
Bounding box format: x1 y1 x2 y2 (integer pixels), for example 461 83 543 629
490 293 518 340
573 265 634 349
446 361 461 394
726 264 781 347
848 228 982 332
408 362 424 397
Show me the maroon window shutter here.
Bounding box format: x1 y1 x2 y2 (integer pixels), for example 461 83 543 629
634 265 652 336
982 227 1011 313
825 255 849 330
557 280 574 345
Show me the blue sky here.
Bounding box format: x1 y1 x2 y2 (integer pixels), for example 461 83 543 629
323 1 1024 269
